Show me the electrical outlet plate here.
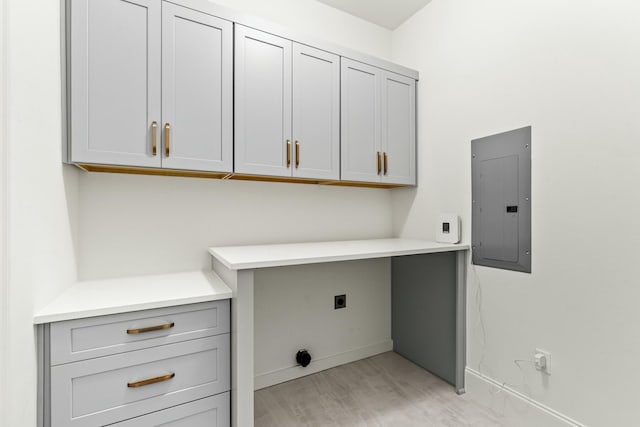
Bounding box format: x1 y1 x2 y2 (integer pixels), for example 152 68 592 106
535 348 551 374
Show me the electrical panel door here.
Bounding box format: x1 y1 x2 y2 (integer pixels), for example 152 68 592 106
472 126 531 273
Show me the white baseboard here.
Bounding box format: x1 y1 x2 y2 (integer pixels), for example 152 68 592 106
465 367 587 427
254 340 393 390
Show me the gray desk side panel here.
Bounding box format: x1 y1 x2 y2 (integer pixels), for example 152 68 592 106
392 252 456 386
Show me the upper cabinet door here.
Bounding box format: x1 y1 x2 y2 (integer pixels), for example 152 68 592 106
70 0 161 167
292 44 340 180
235 26 292 177
381 72 416 185
340 59 382 183
161 3 232 172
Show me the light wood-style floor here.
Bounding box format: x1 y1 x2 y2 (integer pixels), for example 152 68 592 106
255 352 507 427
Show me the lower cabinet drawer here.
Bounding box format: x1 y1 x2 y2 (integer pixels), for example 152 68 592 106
110 393 230 426
50 335 230 427
50 300 230 365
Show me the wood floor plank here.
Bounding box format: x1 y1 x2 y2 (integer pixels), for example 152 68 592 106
255 352 508 427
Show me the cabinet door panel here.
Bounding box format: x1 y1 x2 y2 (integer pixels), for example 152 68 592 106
340 59 381 183
382 72 416 185
70 0 161 167
161 3 232 172
111 393 230 426
292 44 340 180
235 26 292 177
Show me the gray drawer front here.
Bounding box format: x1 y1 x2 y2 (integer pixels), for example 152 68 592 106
111 393 230 426
50 300 230 365
51 335 230 427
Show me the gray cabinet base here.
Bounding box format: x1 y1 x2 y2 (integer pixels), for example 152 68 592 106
392 251 466 394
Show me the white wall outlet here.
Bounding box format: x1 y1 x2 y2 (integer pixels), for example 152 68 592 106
535 348 551 374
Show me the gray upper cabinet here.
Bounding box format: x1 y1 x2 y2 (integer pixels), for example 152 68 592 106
235 28 340 180
341 59 382 183
67 1 417 186
69 0 232 172
381 72 416 185
292 44 340 180
341 58 416 185
234 25 292 177
70 0 162 167
161 3 233 172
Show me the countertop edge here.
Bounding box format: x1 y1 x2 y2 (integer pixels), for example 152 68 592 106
33 292 232 324
209 239 470 270
33 270 233 325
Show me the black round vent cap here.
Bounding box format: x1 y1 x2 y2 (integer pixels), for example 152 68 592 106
296 350 312 367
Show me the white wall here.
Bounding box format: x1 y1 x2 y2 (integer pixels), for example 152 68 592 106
254 259 391 388
2 0 80 426
78 174 392 279
1 0 9 422
391 1 640 425
1 1 394 425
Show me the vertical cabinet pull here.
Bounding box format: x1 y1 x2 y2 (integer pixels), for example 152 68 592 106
295 141 300 169
383 152 388 175
151 121 158 156
286 140 291 168
165 123 171 157
377 151 382 175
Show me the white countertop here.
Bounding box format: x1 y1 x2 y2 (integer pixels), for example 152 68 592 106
209 238 469 270
34 270 232 324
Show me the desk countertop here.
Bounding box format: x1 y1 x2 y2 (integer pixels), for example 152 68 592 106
33 270 232 324
209 238 469 270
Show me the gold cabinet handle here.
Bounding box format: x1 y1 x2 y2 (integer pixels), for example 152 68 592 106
295 141 300 169
127 322 175 335
377 151 382 175
151 121 158 156
286 140 291 168
165 123 171 157
383 152 388 175
127 373 175 388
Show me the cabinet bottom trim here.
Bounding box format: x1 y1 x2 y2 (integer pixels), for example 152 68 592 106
74 164 408 189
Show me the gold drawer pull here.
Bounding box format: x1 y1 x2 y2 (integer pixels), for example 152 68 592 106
383 152 388 175
377 151 382 175
127 373 175 388
151 121 158 156
295 141 300 168
126 322 175 335
286 140 291 168
165 123 171 157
